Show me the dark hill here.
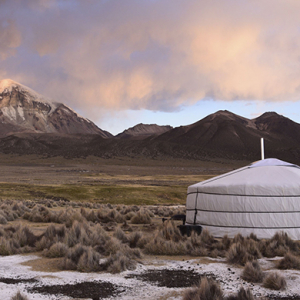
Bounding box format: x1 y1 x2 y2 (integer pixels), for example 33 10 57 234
116 123 172 139
1 110 300 164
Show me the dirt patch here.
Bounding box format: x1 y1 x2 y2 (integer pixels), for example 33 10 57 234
126 269 203 288
21 256 63 272
0 277 38 284
28 281 126 299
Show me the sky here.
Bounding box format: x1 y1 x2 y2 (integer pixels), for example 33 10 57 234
1 0 300 135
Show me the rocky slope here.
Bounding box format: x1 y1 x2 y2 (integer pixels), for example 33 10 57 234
0 79 111 137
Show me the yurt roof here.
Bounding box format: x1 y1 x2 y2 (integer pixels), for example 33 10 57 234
188 158 300 196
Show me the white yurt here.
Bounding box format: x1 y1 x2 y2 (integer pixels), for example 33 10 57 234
186 158 300 239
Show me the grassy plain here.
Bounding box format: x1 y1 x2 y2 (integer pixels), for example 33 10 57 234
0 154 248 205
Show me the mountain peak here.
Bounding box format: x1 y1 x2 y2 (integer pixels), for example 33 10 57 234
255 111 281 119
0 79 111 137
0 79 17 92
0 79 36 95
117 123 172 139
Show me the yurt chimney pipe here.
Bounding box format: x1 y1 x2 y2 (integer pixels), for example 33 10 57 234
261 138 265 160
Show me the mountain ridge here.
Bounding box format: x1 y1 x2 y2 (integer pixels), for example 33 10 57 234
1 79 300 164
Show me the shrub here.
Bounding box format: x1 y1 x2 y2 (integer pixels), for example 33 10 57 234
43 242 68 258
15 225 38 247
263 272 286 290
186 236 208 257
35 236 52 251
11 291 29 300
199 229 215 246
242 261 264 283
43 224 66 242
0 237 14 255
62 243 103 272
64 243 87 266
106 251 137 273
244 239 261 260
278 252 300 270
130 209 152 224
77 247 102 272
107 209 125 223
221 235 232 251
24 204 53 223
0 212 7 224
128 232 142 248
113 227 128 243
226 242 253 266
144 237 186 255
259 231 300 258
182 277 223 300
159 220 185 242
125 211 136 220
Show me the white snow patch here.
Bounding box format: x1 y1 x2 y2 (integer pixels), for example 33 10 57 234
1 106 17 121
1 255 300 300
17 105 25 121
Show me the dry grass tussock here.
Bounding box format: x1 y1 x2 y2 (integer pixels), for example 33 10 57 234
277 252 300 270
23 205 86 226
144 223 231 257
0 220 142 273
182 277 223 300
259 231 300 257
11 291 29 300
130 208 152 224
104 249 140 273
144 220 187 255
0 201 29 224
227 238 261 266
263 272 286 290
225 287 255 300
0 223 38 255
43 242 68 258
113 227 129 243
183 277 256 300
242 261 264 283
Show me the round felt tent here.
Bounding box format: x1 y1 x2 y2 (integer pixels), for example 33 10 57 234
186 158 300 239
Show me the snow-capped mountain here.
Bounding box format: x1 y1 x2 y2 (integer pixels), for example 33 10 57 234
0 79 111 137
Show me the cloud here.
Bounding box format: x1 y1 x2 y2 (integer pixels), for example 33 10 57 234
0 19 21 60
1 0 300 119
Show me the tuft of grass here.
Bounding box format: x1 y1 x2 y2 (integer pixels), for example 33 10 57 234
11 291 29 300
183 277 223 300
226 242 253 266
77 247 102 272
259 231 300 258
143 221 187 255
278 252 300 270
43 242 68 258
113 227 128 244
226 287 254 300
106 251 137 273
61 243 102 272
130 209 152 224
242 261 264 283
263 272 287 290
